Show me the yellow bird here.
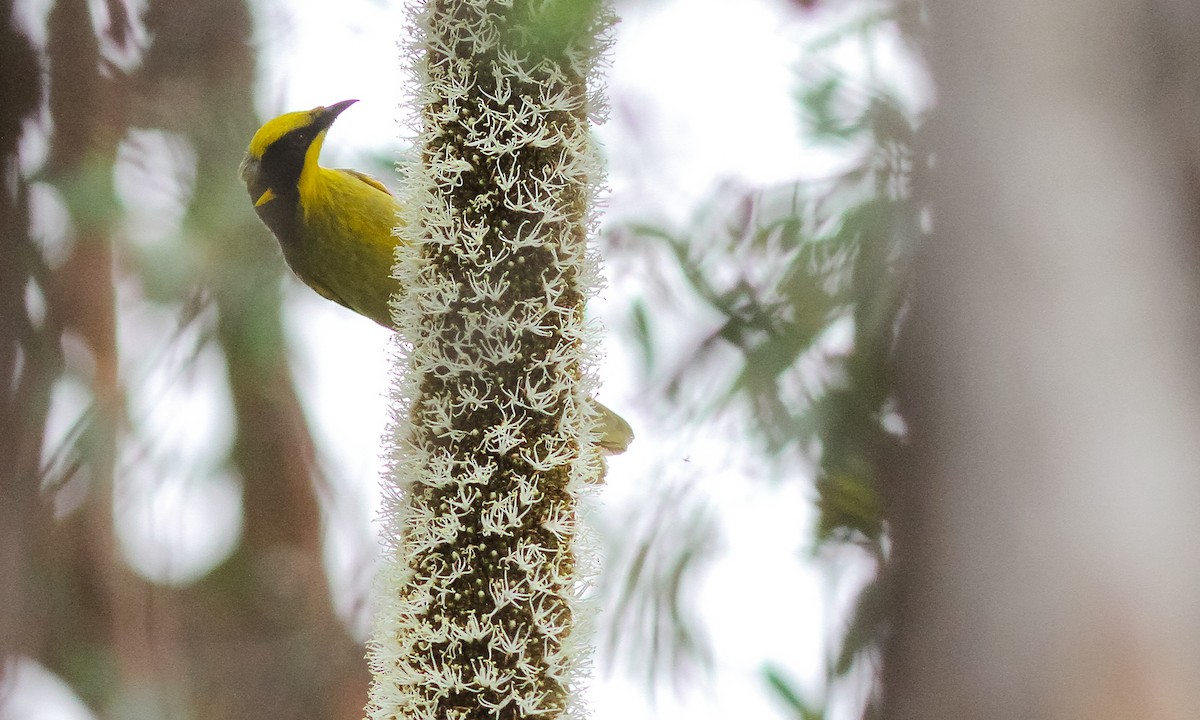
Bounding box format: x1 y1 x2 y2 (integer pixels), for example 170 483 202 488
239 99 633 456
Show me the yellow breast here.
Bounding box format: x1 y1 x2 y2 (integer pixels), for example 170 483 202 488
289 166 404 329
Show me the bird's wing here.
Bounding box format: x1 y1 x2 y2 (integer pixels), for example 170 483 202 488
591 400 634 455
306 276 355 311
336 168 393 197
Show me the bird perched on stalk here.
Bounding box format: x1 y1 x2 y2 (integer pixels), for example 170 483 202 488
238 99 633 457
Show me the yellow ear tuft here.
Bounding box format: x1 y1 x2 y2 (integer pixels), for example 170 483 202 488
254 188 277 207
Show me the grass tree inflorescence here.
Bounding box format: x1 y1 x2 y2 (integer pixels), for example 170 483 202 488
367 1 612 719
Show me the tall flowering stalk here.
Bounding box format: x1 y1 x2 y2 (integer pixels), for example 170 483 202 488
367 1 610 719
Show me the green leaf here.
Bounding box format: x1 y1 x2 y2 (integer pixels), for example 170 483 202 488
834 573 890 677
815 469 882 546
763 664 825 720
629 298 655 374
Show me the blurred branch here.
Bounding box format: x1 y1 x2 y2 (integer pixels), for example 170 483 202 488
602 481 719 693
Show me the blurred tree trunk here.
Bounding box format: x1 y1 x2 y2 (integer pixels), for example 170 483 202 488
4 0 369 715
0 1 53 665
138 0 371 717
34 0 135 710
886 2 1200 719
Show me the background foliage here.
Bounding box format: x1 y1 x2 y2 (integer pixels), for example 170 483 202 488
603 4 921 716
2 1 367 717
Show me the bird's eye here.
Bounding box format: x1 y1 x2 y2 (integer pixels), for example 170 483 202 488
284 131 309 153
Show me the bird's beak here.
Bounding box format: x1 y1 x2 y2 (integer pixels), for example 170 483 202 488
316 99 358 129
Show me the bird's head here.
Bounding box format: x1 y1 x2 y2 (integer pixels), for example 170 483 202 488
239 99 357 207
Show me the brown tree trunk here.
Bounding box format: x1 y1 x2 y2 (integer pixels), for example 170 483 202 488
0 0 52 664
885 3 1200 719
137 0 372 716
